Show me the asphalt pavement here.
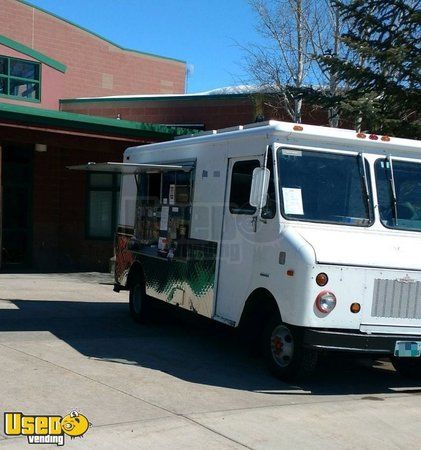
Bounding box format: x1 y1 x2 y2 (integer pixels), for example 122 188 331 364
0 273 420 449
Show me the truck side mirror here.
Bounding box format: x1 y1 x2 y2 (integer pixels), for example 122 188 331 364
249 167 270 210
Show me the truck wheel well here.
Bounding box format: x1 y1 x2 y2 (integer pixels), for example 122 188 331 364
127 262 145 289
238 288 280 345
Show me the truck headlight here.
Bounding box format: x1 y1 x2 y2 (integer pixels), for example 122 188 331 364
316 291 337 314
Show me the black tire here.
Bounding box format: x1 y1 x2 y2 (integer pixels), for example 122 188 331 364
263 317 318 381
129 278 150 323
391 357 421 379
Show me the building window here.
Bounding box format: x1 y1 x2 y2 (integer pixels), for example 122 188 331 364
0 56 40 101
229 159 260 215
87 173 120 239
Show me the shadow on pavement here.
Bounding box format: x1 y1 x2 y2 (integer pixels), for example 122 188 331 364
1 297 420 395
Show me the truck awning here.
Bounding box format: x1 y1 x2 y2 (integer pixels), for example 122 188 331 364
67 162 191 174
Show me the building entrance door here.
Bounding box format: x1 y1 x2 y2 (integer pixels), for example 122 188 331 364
2 144 33 269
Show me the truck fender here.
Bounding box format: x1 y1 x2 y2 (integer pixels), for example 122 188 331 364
238 288 281 339
126 261 145 289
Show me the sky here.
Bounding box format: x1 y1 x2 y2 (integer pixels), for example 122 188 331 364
25 0 263 93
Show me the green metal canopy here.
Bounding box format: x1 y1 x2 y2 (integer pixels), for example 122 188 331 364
0 102 194 141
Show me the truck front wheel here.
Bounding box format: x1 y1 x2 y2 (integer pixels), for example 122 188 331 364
263 318 318 381
129 279 150 323
391 357 421 379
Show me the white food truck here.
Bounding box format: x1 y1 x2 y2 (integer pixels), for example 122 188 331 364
71 121 421 380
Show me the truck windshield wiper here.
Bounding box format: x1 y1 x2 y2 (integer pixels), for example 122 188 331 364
358 153 372 221
386 154 399 225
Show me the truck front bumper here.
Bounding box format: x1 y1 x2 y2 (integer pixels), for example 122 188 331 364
303 329 421 354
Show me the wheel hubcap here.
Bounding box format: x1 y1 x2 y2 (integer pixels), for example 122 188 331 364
270 324 294 368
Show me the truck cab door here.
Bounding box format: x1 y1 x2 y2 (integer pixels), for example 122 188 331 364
215 156 262 322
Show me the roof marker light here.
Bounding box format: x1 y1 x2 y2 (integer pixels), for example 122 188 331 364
316 273 328 287
369 134 379 140
381 135 391 142
293 125 303 131
350 303 361 313
356 133 366 139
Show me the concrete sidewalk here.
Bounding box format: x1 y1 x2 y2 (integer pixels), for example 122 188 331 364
0 273 420 449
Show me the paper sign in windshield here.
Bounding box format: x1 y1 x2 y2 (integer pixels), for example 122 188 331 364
282 188 304 215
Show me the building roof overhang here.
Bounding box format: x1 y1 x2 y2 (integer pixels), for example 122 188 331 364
0 102 192 143
60 92 254 105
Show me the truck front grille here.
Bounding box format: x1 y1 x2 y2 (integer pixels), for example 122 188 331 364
371 278 421 320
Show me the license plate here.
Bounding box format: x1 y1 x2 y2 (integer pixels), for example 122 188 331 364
394 341 421 358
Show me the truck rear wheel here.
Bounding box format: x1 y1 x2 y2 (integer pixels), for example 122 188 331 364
129 279 150 323
391 357 421 379
263 317 317 381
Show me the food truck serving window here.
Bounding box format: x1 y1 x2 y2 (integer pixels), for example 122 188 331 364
66 161 194 245
134 167 194 259
68 161 194 246
278 149 373 226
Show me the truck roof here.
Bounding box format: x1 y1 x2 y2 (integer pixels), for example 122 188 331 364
125 120 421 156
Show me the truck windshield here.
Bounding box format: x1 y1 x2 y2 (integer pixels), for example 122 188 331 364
277 148 372 226
375 158 421 232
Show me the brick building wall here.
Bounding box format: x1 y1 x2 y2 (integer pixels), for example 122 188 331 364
0 116 166 272
61 94 329 131
61 95 258 130
33 144 125 271
0 43 65 109
0 0 186 100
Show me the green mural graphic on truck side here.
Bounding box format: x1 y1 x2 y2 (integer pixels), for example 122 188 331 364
136 240 217 317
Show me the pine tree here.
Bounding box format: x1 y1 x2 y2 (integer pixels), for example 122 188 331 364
318 0 421 138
